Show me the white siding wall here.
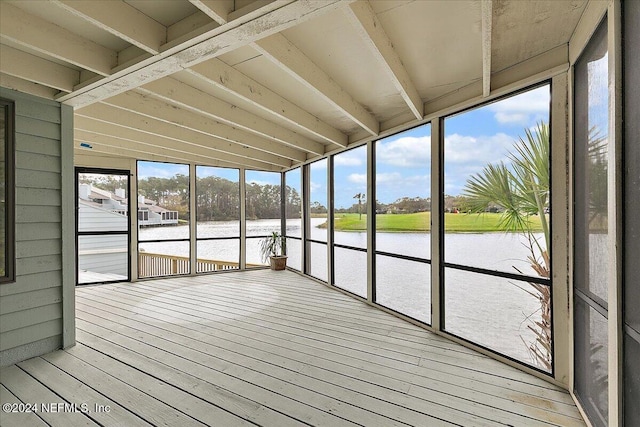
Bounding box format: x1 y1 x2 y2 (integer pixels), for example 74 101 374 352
0 88 70 367
78 203 127 232
78 233 128 276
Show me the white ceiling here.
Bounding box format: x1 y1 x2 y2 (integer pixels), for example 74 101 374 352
0 0 588 171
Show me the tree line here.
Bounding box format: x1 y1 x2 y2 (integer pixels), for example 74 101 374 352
80 174 301 221
82 174 489 221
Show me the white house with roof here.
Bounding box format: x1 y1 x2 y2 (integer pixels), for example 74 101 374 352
77 184 178 282
136 194 179 227
78 183 179 227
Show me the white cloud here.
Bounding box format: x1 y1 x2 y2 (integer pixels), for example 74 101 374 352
376 173 430 202
377 136 430 168
488 86 550 126
348 173 367 184
310 181 322 193
443 132 524 196
494 112 529 125
334 152 364 166
376 172 402 184
404 174 430 185
138 165 186 180
310 159 328 169
444 132 514 164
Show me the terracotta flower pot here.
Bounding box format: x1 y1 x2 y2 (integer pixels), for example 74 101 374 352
269 256 288 271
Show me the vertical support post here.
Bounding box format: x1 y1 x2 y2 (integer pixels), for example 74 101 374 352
130 158 138 281
567 61 576 402
430 118 442 331
239 168 247 269
280 171 287 269
280 171 286 238
189 163 197 276
551 73 570 387
327 156 335 285
60 103 75 349
608 1 623 424
367 141 376 303
303 164 311 274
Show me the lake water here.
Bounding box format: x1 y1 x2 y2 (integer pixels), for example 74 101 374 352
139 218 549 370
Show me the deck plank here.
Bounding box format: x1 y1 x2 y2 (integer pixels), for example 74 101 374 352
17 356 153 427
40 350 208 427
0 365 98 427
0 270 586 427
75 297 581 426
0 384 48 427
76 275 583 424
76 305 478 426
75 319 407 427
80 278 562 388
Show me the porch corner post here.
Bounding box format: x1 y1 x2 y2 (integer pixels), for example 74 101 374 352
551 72 571 387
61 103 76 349
607 1 624 424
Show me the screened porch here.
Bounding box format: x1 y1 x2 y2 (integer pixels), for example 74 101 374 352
1 1 637 426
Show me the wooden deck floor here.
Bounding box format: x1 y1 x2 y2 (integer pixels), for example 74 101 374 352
1 270 585 426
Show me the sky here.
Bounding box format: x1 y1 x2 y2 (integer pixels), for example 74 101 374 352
138 84 551 210
137 162 280 186
323 84 550 208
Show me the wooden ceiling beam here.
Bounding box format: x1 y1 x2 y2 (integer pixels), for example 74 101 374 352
0 2 116 76
0 74 59 100
102 90 307 163
140 77 325 156
253 33 380 136
74 119 280 171
0 45 80 93
188 0 233 25
56 0 350 107
75 130 276 170
481 0 493 97
51 0 166 55
188 59 348 148
345 1 423 120
75 146 198 167
76 103 292 168
228 0 292 22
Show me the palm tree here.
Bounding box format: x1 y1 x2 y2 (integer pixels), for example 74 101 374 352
353 192 365 220
462 121 552 369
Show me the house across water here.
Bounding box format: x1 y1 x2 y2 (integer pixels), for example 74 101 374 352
78 183 179 227
77 184 180 282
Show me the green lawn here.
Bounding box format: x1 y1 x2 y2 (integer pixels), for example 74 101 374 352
323 212 544 233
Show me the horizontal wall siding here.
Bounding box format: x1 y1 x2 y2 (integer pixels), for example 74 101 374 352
0 88 64 366
0 271 61 297
78 204 127 232
78 234 128 276
0 320 62 351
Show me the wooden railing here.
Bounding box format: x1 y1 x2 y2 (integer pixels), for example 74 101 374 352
138 252 261 277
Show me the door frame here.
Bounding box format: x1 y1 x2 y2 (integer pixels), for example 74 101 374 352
75 167 131 285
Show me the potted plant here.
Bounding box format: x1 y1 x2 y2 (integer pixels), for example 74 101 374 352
259 232 287 270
